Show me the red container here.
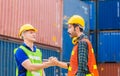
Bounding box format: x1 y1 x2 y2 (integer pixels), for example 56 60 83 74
98 63 120 76
0 0 63 48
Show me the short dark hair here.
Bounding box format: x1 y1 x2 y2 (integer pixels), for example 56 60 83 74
72 24 83 32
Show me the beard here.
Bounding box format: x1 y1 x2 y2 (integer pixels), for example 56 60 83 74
69 31 77 38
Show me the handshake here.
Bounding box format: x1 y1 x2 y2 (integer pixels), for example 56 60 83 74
43 57 68 69
43 57 60 67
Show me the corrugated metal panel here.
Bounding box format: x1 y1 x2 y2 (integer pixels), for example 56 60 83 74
90 32 97 56
85 1 96 30
62 28 73 61
0 39 61 76
98 1 120 30
61 68 68 76
0 0 63 48
98 63 120 76
98 31 120 63
0 40 19 76
63 0 90 36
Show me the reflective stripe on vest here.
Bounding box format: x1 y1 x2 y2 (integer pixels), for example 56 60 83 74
68 38 99 76
14 45 42 76
86 74 92 76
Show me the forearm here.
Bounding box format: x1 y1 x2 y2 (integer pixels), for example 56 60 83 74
29 62 51 71
57 61 68 69
42 69 46 76
22 60 52 71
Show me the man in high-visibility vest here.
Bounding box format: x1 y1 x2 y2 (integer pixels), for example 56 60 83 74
50 15 99 76
14 24 53 76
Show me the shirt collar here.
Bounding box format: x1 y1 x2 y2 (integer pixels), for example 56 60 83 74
22 43 36 52
78 34 88 40
79 34 84 40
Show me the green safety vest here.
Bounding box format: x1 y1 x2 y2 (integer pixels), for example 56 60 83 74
14 45 42 76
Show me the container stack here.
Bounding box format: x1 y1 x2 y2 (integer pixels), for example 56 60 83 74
0 0 63 76
97 1 120 76
85 0 120 76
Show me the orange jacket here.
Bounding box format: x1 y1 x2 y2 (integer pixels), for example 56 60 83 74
68 38 99 76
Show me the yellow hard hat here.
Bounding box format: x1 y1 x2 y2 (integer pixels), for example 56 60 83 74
67 15 85 28
18 24 37 37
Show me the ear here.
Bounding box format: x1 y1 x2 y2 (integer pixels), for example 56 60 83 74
21 32 25 39
75 26 79 31
19 36 22 39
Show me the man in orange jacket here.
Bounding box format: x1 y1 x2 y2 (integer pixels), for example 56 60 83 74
50 15 99 76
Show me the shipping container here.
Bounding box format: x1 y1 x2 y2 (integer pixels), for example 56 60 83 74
98 1 120 30
98 63 120 76
62 28 73 61
97 31 120 63
63 0 90 36
85 1 96 30
0 0 63 48
90 32 97 56
0 39 61 76
61 68 68 76
80 0 96 1
0 39 19 76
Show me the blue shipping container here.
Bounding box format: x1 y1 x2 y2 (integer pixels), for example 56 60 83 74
0 39 61 76
61 68 68 76
98 31 120 63
0 40 19 76
85 1 96 30
90 32 97 56
63 0 90 36
98 1 120 30
62 28 73 61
